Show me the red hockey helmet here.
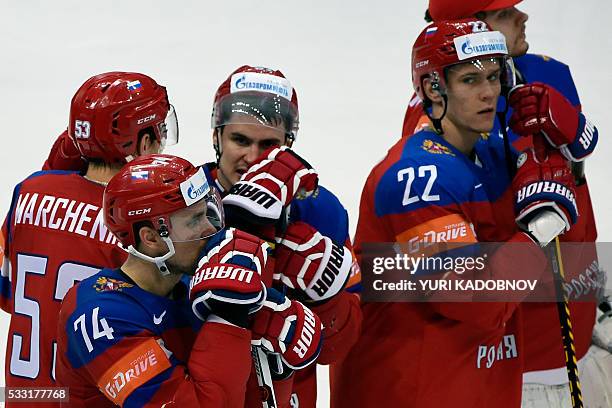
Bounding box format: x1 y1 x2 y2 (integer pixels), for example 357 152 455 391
69 72 178 164
104 154 223 253
211 65 299 142
412 19 514 103
428 0 522 21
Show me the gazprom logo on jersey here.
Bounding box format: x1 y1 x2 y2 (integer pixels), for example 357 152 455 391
454 31 508 61
180 167 210 206
230 72 293 101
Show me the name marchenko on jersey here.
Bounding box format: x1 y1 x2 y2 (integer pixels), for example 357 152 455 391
12 192 118 245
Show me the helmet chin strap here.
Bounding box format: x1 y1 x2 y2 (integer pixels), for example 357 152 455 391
213 130 223 165
424 92 448 135
127 219 176 276
126 236 176 277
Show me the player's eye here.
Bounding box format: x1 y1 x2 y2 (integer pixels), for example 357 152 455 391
231 134 250 147
188 212 205 228
462 75 477 85
260 139 281 149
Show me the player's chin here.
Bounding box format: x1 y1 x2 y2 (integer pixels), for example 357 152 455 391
512 39 529 57
474 113 496 132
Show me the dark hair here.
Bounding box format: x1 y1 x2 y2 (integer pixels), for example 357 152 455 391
88 126 155 168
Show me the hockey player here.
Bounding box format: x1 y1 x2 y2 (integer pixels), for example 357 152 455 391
0 72 176 404
37 65 362 407
331 19 581 407
401 1 606 406
210 65 363 407
56 153 323 407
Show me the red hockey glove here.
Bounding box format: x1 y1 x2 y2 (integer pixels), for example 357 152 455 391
274 222 352 303
512 144 578 246
43 130 87 171
508 83 598 161
189 228 269 328
251 287 323 370
222 146 318 225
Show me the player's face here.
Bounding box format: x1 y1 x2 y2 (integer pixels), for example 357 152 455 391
166 200 221 276
216 115 287 190
445 59 501 136
483 7 529 57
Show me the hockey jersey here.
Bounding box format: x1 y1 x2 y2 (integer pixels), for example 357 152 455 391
56 267 252 407
402 53 598 384
0 170 126 406
330 128 552 407
207 164 362 408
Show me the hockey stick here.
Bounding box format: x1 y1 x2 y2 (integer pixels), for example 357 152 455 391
531 136 583 408
252 206 293 408
548 238 583 408
499 98 584 407
251 345 278 408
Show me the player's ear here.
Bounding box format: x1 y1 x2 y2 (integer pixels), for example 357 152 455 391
136 131 159 157
137 225 164 253
423 78 444 104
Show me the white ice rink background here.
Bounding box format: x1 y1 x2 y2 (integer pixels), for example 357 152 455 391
0 1 610 406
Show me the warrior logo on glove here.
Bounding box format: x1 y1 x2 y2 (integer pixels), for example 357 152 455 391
223 146 319 224
189 228 269 325
274 222 353 302
251 288 323 370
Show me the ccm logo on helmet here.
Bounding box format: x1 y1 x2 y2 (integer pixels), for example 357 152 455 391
128 208 152 216
137 114 157 125
516 181 576 207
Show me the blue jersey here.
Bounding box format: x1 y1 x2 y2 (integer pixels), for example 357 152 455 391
390 52 597 389
56 267 252 407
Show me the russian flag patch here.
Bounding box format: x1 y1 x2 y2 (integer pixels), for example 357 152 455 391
127 80 142 91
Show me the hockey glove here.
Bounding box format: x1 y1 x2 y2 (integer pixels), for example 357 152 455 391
251 287 323 370
513 146 578 246
223 146 318 226
274 222 352 303
509 82 598 161
189 228 269 328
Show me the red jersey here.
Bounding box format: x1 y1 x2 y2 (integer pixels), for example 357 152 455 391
0 170 126 405
207 165 362 407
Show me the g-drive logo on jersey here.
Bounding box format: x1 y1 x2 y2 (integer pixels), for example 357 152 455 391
180 167 210 206
453 31 508 61
230 72 293 101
